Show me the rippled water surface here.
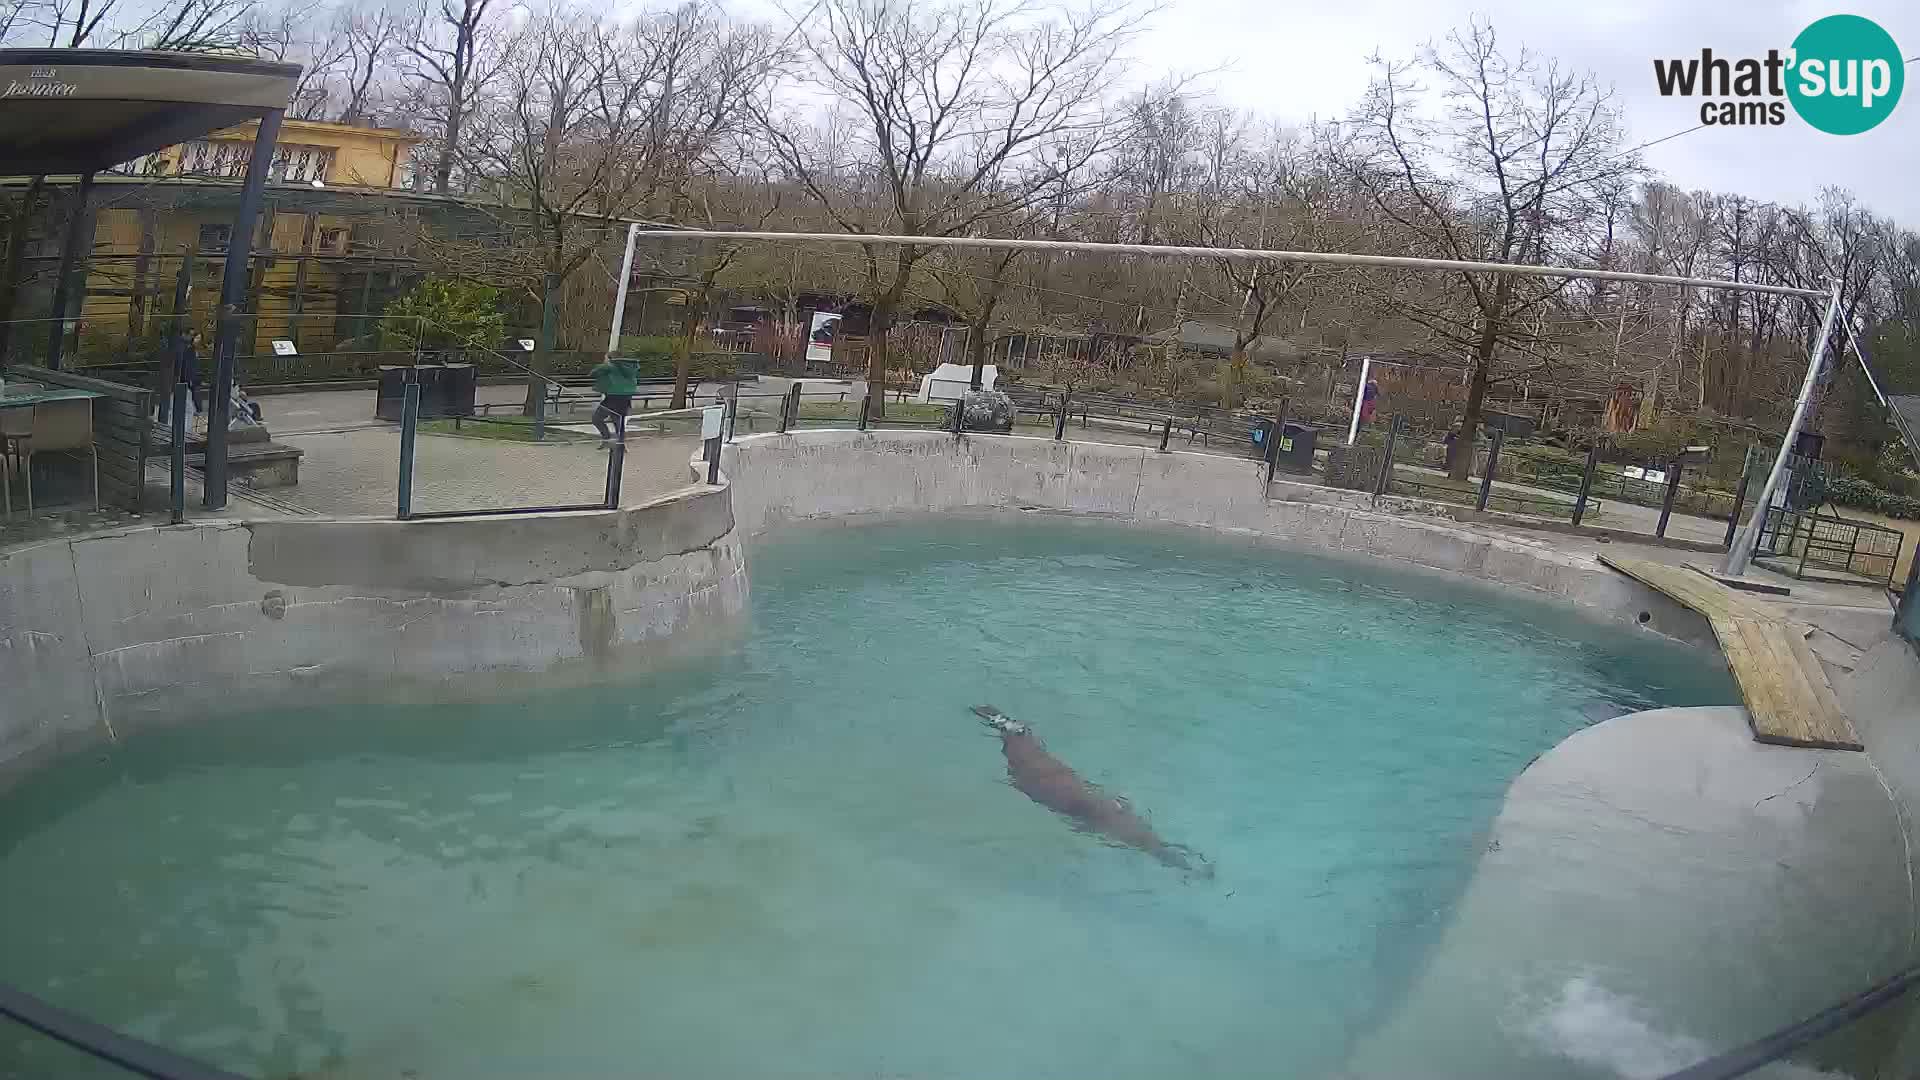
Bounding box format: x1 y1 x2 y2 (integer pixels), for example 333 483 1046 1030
0 518 1737 1078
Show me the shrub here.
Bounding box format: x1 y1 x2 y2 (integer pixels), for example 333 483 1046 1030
1826 474 1920 520
379 278 506 352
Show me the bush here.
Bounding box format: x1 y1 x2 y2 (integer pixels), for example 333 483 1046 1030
380 278 506 352
1826 474 1920 520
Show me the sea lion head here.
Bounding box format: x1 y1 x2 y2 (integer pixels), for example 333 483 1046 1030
971 705 1028 735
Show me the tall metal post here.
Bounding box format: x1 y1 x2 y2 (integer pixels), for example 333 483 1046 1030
530 271 561 442
1572 444 1600 526
1724 281 1844 576
704 436 722 485
1476 428 1505 512
1656 461 1684 539
396 380 419 519
1346 356 1372 446
1054 394 1068 441
605 222 641 355
1724 445 1755 548
1159 416 1172 453
950 397 964 438
45 171 95 371
1372 416 1399 499
604 441 626 508
1264 397 1291 488
205 110 284 509
858 394 871 431
169 383 187 524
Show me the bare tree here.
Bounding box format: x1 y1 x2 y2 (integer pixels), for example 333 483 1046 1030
760 0 1139 415
399 0 500 193
1327 20 1640 478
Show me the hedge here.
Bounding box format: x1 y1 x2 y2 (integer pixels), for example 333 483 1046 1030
1826 475 1920 521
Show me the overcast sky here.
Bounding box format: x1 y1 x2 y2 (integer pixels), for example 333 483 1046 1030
1148 0 1918 223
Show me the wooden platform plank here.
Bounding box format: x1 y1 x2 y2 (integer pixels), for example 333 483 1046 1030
1598 555 1861 752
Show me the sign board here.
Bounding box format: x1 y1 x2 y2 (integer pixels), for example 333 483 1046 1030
805 311 840 365
271 339 297 356
701 405 724 441
519 339 536 352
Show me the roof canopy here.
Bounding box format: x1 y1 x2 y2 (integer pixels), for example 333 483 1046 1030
0 49 300 175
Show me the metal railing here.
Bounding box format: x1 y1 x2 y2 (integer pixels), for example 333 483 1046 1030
1753 505 1905 588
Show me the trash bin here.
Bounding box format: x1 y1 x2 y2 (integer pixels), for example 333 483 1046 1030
374 365 409 421
440 363 476 417
1274 422 1318 474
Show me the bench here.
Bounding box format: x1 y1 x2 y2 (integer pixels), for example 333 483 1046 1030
153 425 305 488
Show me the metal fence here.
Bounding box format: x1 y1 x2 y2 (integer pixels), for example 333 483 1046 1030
1754 506 1905 588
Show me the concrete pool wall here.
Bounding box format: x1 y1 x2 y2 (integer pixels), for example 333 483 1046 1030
720 427 1920 1076
0 483 746 780
721 428 1715 643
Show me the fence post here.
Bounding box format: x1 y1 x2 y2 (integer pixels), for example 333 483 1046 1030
1054 394 1069 441
1371 416 1400 499
169 382 188 524
396 380 419 520
777 386 792 433
950 397 965 438
1724 444 1754 548
1265 397 1291 489
858 394 871 431
604 440 626 508
724 385 739 444
1476 428 1505 512
704 434 722 485
1158 416 1172 453
1656 460 1684 538
1571 443 1600 526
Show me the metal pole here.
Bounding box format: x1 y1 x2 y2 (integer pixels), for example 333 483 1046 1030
1725 444 1754 548
205 109 283 510
704 436 722 484
1656 460 1684 538
1262 414 1283 484
950 397 964 438
1265 396 1290 488
777 385 792 433
1724 281 1843 576
1159 416 1172 453
1372 416 1399 499
396 380 419 519
630 230 1827 300
726 378 740 442
605 221 640 356
1572 444 1600 526
858 393 871 431
169 383 187 524
1346 356 1371 446
45 171 94 371
1476 428 1505 512
604 440 625 508
1054 394 1068 441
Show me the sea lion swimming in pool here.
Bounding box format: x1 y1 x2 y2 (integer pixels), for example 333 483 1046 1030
972 705 1210 877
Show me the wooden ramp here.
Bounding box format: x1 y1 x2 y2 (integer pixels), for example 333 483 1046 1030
1599 555 1861 751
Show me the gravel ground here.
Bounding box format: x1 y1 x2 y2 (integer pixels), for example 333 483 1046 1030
278 429 704 517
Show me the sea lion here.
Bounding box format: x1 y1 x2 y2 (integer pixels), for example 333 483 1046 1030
972 705 1209 877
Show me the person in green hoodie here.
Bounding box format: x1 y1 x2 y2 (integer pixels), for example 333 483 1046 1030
589 355 641 445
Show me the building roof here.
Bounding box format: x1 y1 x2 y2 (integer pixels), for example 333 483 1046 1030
1143 320 1300 358
206 116 423 144
0 49 300 175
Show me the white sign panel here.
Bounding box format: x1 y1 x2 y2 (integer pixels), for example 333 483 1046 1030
519 339 537 352
805 311 840 365
701 405 724 440
271 339 297 356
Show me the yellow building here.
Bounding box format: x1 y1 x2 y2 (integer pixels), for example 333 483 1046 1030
78 119 423 357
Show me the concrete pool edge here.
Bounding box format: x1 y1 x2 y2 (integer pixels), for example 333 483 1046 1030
721 428 1718 646
0 482 747 783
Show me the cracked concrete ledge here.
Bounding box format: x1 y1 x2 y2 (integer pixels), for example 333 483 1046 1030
0 490 746 785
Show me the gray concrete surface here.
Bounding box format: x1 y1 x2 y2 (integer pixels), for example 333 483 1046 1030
275 428 704 518
721 430 1722 643
1342 705 1915 1079
0 485 745 781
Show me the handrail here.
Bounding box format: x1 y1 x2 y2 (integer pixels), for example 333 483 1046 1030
1657 965 1920 1080
0 983 245 1080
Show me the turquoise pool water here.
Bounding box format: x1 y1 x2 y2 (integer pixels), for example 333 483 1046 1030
0 518 1737 1079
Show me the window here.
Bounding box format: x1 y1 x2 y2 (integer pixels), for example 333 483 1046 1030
317 228 349 255
198 224 231 253
174 141 336 184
